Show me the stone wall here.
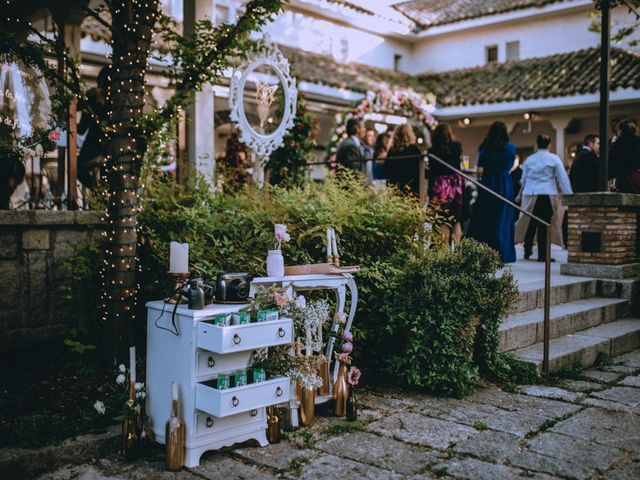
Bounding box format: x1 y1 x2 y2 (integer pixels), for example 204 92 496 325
0 211 103 352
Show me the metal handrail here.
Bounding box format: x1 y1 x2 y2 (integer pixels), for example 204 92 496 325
427 153 552 375
312 151 553 374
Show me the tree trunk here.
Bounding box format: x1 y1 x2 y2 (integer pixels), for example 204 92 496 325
102 0 159 366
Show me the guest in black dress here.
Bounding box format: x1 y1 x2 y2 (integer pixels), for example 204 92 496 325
609 120 640 193
384 124 422 197
428 123 465 247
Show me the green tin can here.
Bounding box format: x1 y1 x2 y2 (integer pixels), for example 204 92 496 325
213 313 231 327
216 373 230 390
233 370 247 387
232 312 251 325
257 308 279 322
252 367 266 383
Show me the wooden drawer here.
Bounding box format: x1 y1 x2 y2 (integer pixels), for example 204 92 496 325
196 377 290 418
195 350 260 380
194 409 263 437
196 318 292 354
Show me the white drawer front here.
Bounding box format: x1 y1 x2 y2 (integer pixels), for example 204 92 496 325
196 318 293 354
194 409 264 437
196 377 290 417
195 350 260 379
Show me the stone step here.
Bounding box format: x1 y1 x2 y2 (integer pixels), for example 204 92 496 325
512 278 596 314
511 318 640 373
500 297 629 352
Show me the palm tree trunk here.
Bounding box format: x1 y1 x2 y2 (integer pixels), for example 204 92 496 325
102 0 159 365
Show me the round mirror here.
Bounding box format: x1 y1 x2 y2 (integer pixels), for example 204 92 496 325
243 64 285 137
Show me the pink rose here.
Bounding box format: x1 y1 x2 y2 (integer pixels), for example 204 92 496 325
341 342 353 353
274 291 287 307
348 366 361 386
48 129 61 142
338 352 349 364
342 330 353 343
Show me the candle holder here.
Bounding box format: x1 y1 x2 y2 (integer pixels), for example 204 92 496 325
164 272 189 304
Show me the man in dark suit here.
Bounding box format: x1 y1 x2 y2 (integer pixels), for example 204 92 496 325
336 118 366 174
569 134 600 193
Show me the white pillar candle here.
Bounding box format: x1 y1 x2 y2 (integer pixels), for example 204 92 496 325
331 229 339 258
129 346 136 382
317 322 322 352
172 382 178 401
326 228 332 258
169 242 189 273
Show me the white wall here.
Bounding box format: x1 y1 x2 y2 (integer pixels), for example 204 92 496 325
409 6 640 74
263 9 411 70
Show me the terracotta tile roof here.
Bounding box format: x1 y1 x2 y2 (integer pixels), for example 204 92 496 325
394 0 568 30
418 47 640 107
278 45 419 93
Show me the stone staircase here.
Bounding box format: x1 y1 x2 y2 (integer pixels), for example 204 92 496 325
499 276 640 372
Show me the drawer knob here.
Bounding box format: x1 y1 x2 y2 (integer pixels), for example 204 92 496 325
232 396 240 407
207 356 215 368
233 334 241 345
277 327 286 338
276 386 283 397
206 417 214 428
250 409 258 417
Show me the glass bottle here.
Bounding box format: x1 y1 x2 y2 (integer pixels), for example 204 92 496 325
165 383 185 471
266 405 280 443
333 364 348 417
346 384 358 422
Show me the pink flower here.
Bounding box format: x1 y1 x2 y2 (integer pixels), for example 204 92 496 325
342 330 353 343
338 352 349 364
347 366 361 386
48 129 61 142
274 291 287 307
341 342 353 353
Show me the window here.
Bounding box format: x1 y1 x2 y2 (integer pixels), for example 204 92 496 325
486 45 498 64
394 54 402 72
506 41 520 61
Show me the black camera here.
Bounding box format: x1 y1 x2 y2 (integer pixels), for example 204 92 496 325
214 272 253 303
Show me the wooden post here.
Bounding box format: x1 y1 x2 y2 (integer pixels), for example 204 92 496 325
599 0 611 191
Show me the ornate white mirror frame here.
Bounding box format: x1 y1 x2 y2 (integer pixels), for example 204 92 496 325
228 40 298 158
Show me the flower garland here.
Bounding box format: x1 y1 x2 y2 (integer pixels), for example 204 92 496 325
326 84 437 160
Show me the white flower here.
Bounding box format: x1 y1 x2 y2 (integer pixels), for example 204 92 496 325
274 224 290 243
295 295 307 309
116 374 126 384
136 391 146 399
93 400 106 415
118 364 126 373
134 382 144 391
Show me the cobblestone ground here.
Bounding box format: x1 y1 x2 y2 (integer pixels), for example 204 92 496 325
39 349 640 480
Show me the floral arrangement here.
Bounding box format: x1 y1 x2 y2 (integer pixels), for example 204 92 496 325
274 223 291 250
326 84 437 162
335 329 362 387
246 287 331 388
93 364 147 423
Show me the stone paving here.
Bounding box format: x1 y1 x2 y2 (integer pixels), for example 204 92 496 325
37 349 640 480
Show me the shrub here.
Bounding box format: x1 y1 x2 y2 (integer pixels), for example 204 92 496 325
384 239 518 397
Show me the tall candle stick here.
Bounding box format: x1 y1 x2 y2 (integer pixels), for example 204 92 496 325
305 326 312 357
129 346 136 382
172 382 178 401
326 228 333 261
169 242 189 274
331 229 339 266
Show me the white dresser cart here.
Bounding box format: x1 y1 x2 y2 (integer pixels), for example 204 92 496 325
145 301 293 467
249 273 358 423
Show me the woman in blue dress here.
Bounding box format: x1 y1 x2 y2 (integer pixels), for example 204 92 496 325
469 122 516 263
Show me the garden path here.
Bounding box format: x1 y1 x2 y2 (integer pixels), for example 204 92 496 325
38 348 640 480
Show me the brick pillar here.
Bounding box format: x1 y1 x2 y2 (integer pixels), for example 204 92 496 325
561 193 640 279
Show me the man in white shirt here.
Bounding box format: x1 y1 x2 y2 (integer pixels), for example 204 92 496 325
515 134 573 262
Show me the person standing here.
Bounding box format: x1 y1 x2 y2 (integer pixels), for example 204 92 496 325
469 121 516 263
362 128 376 182
609 119 640 193
336 118 366 175
384 124 422 197
515 134 573 262
428 123 465 247
372 132 391 181
569 134 600 193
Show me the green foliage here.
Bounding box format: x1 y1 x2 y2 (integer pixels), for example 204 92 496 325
384 239 518 398
5 413 66 448
266 94 318 186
